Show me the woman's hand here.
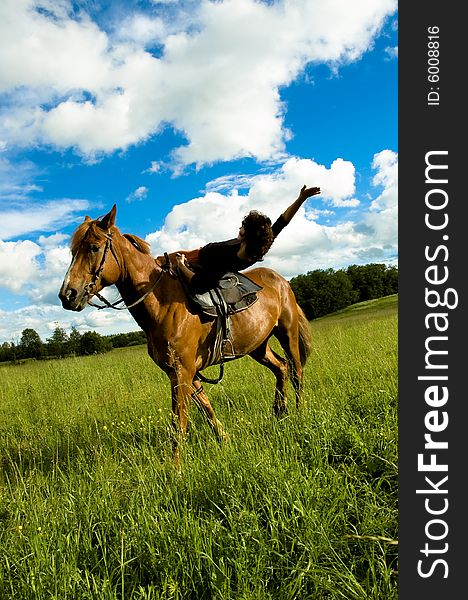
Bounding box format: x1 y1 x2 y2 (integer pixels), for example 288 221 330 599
299 185 321 201
175 252 188 267
175 253 195 284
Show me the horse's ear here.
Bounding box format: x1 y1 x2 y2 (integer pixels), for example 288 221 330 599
84 215 92 222
98 204 117 230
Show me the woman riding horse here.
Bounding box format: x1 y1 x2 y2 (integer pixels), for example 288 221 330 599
59 187 317 466
174 185 321 292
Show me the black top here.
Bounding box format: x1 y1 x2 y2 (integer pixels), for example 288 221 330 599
191 215 287 292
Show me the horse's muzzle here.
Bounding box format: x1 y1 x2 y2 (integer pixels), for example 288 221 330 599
58 286 86 311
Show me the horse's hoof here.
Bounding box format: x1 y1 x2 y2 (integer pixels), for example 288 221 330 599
215 420 229 443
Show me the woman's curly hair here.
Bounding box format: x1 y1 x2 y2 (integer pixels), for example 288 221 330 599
241 210 275 261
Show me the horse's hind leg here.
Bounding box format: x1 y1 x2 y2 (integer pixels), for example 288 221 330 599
275 324 303 409
192 379 228 441
250 341 289 418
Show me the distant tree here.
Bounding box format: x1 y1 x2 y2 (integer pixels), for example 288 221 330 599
67 326 82 355
289 273 313 309
346 264 387 302
79 331 111 355
11 342 19 362
18 328 44 359
290 268 357 320
108 330 147 348
46 325 69 358
383 265 399 295
329 269 359 311
0 342 9 362
0 341 15 362
108 332 128 348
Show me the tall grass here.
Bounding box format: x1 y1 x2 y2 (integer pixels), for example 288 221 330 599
0 296 398 599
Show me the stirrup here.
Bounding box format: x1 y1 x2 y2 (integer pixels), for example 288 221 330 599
222 338 236 359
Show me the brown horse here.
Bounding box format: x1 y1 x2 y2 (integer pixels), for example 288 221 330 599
59 205 312 466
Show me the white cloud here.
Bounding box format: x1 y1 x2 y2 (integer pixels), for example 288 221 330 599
280 157 358 207
144 161 163 174
0 216 81 302
115 13 168 47
0 156 41 201
371 148 398 191
0 232 72 301
37 232 69 248
32 244 74 304
0 0 113 93
357 149 398 250
81 308 134 332
0 199 90 239
0 0 397 166
125 185 149 203
0 304 61 343
0 239 41 293
205 173 257 194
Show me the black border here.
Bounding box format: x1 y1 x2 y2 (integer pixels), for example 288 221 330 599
399 3 466 597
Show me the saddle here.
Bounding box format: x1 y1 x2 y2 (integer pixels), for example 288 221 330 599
187 272 262 317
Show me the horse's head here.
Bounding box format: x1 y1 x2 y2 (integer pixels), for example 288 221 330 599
59 205 121 311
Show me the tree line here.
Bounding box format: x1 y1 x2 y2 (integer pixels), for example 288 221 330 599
0 327 147 363
1 263 397 363
289 263 398 320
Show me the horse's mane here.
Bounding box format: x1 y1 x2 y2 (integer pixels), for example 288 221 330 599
70 220 99 255
71 220 152 256
123 233 151 255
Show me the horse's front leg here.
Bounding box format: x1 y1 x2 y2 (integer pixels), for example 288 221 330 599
192 379 228 442
169 364 195 469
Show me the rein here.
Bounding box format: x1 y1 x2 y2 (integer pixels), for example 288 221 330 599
197 364 224 385
86 234 170 311
88 273 165 311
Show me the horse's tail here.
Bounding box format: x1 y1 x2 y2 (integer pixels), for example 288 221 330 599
297 304 312 367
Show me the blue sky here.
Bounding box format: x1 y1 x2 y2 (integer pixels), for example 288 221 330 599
0 0 398 342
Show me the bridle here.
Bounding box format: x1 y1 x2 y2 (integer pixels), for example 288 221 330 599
83 231 119 298
84 231 168 311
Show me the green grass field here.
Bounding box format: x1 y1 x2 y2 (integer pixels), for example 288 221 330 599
0 295 398 599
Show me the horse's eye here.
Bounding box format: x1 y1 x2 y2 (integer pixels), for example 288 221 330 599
89 245 100 253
